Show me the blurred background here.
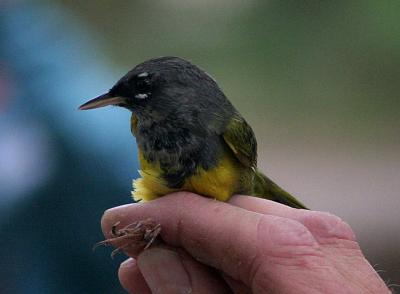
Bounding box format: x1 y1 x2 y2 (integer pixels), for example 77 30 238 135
1 1 399 293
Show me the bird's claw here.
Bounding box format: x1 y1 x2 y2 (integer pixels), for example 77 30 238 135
94 219 161 258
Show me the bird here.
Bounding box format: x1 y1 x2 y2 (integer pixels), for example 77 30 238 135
79 56 307 209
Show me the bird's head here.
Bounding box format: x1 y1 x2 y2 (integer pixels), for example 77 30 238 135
79 57 228 120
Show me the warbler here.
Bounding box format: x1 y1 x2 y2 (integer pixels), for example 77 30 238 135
79 57 307 209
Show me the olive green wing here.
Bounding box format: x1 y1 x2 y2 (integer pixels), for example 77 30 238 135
222 115 257 168
222 115 308 209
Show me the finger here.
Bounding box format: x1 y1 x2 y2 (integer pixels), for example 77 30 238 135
118 258 151 294
102 192 319 286
229 195 356 241
174 248 231 293
222 274 251 293
137 246 230 294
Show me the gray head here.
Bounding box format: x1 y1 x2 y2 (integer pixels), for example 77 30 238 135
79 56 233 121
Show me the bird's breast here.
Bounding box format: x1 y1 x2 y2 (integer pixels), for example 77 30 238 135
132 148 242 202
130 114 245 201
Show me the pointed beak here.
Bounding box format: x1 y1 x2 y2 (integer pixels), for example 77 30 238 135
79 93 126 110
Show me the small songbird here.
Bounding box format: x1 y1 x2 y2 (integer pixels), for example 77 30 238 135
80 57 307 209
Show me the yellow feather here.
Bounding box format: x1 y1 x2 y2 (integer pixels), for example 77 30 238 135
132 150 241 202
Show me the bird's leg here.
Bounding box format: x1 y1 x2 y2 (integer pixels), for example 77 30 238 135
94 219 161 257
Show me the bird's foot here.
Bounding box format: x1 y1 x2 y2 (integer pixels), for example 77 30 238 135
94 219 161 258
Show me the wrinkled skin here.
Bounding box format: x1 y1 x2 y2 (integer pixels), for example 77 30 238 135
101 193 390 294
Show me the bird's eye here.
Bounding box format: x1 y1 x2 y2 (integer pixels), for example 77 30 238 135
135 72 152 99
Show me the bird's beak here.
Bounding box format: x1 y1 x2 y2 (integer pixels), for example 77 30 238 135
79 93 126 110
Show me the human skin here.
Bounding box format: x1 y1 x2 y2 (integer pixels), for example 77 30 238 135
101 192 390 293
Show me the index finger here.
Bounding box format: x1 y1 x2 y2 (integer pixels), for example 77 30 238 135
101 192 319 286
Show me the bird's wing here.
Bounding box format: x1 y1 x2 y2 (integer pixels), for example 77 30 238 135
222 115 257 168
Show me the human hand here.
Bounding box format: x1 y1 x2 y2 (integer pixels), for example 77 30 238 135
101 192 390 293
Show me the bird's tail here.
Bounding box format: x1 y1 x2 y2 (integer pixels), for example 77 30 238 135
252 169 308 209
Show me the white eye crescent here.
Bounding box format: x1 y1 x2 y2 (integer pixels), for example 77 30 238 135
137 72 149 78
135 93 149 99
135 72 152 99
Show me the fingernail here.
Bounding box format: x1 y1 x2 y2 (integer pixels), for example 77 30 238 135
120 257 136 269
103 204 134 218
137 247 192 294
101 204 136 237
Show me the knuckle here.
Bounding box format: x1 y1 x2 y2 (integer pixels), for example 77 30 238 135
249 217 326 290
300 211 356 241
257 216 319 257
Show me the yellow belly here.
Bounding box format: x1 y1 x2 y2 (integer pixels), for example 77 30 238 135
132 151 241 202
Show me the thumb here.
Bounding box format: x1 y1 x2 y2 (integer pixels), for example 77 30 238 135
137 246 231 294
137 247 192 294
